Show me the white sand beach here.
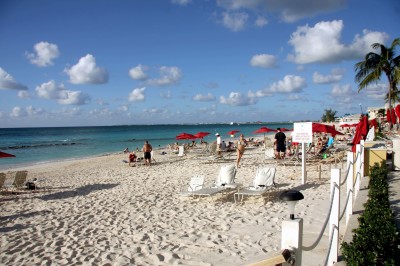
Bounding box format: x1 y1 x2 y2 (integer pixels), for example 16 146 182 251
0 144 347 265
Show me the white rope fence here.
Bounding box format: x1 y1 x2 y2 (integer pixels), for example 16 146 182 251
280 141 365 266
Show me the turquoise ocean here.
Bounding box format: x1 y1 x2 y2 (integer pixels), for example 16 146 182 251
0 123 293 170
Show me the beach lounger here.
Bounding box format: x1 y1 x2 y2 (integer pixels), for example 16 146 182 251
190 164 239 199
178 146 185 157
0 173 6 190
179 175 205 197
234 167 276 203
13 170 28 189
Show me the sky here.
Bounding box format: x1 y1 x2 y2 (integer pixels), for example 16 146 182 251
0 0 399 127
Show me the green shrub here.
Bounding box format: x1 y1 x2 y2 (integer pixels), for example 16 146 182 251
341 162 400 265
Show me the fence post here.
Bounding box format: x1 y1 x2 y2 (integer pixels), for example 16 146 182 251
328 168 340 266
360 140 365 180
355 144 361 198
346 151 354 225
281 219 303 266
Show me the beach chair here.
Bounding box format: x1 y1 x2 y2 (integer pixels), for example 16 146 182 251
4 171 29 191
190 164 239 199
0 173 6 190
234 167 276 203
178 146 185 157
178 175 205 197
151 151 156 164
13 171 28 189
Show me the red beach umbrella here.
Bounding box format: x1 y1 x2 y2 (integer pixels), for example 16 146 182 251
387 109 392 124
253 127 277 134
340 123 358 128
395 105 400 120
193 132 210 138
312 123 343 137
227 130 240 135
391 108 397 124
0 151 16 158
176 133 197 140
280 128 292 132
352 115 369 153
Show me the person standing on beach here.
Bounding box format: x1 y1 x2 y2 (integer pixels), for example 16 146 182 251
142 140 152 166
216 133 222 157
274 128 286 159
236 134 247 167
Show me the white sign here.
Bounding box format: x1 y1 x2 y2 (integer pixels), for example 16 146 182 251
293 122 313 143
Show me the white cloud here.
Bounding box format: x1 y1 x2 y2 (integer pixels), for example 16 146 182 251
193 93 216 101
26 105 45 116
160 90 172 99
148 66 182 86
129 64 148 80
221 12 248 31
220 92 257 106
65 54 109 84
288 20 389 64
26 41 60 67
143 108 168 114
216 0 346 23
171 0 191 5
35 80 90 105
255 16 268 27
0 68 28 90
10 106 27 117
57 91 90 105
269 75 306 93
313 68 345 84
330 84 357 104
18 90 31 99
250 54 277 68
362 83 387 100
128 87 146 102
250 75 306 97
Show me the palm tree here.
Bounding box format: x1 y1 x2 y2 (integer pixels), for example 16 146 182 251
384 87 400 105
321 108 337 122
355 37 400 128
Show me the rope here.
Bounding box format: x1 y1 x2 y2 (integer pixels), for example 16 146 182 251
339 189 353 222
340 163 352 186
323 224 339 266
303 183 339 251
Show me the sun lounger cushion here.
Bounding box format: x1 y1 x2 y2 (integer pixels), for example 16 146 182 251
215 164 236 186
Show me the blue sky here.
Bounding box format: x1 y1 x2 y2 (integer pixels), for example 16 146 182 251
0 0 399 127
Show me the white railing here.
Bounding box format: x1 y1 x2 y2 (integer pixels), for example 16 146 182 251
279 141 364 266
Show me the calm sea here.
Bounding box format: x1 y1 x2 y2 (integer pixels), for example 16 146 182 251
0 123 293 170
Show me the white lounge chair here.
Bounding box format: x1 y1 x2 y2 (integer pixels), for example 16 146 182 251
190 164 239 199
178 146 185 157
234 167 276 203
179 175 205 197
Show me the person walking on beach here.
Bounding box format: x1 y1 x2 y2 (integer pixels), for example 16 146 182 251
274 128 286 159
216 133 222 157
142 140 153 166
236 134 247 167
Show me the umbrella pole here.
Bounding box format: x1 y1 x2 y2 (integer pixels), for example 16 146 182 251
302 143 307 184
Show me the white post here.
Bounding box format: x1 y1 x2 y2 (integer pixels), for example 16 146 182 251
302 143 307 184
328 168 340 266
346 151 354 225
360 140 365 180
282 219 303 266
355 144 361 198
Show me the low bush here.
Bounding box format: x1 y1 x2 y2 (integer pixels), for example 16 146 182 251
341 162 400 265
